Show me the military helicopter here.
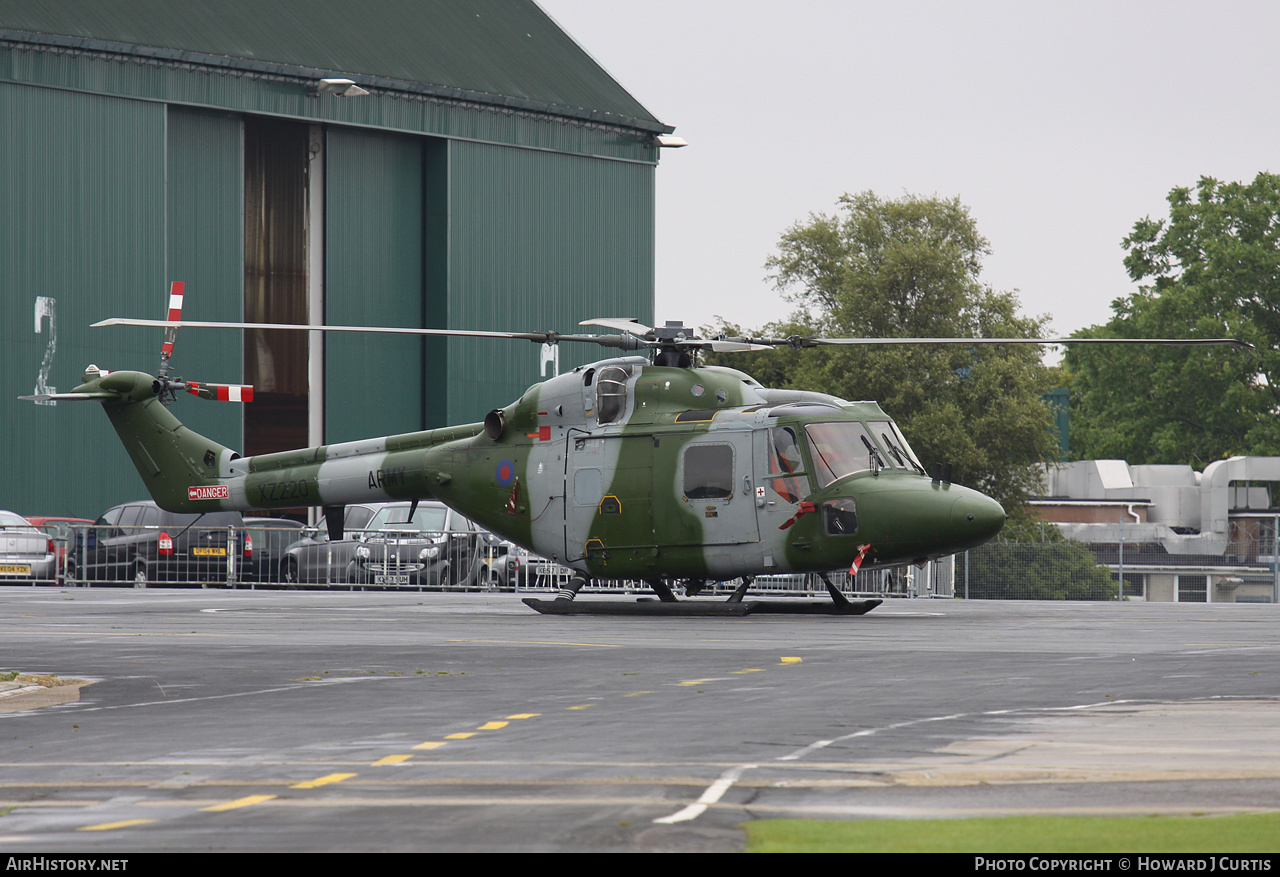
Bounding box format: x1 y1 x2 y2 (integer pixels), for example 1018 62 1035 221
23 283 1250 616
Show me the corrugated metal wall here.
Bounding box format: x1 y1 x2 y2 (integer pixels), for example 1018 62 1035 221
323 133 657 433
324 127 427 443
165 106 246 452
444 140 655 425
1 82 165 517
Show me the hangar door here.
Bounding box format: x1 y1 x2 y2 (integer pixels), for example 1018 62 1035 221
324 128 444 444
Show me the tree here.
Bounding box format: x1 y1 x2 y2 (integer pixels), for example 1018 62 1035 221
1067 174 1280 466
711 191 1060 525
964 540 1117 601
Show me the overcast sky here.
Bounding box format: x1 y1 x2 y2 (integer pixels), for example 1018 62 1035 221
537 0 1279 339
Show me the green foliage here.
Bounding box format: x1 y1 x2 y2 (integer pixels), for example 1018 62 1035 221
963 540 1117 601
712 191 1059 519
1068 173 1280 466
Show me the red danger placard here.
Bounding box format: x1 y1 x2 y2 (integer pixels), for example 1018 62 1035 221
188 485 229 500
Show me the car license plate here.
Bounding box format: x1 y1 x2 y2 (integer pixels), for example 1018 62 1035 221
375 574 410 585
192 547 227 556
0 564 31 574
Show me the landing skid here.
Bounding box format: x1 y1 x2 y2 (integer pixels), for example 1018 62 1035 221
519 597 882 616
522 573 882 617
736 598 882 616
522 598 756 616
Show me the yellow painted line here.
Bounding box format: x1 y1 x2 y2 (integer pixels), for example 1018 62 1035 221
290 772 357 789
372 755 412 766
477 721 508 731
507 713 540 719
624 691 654 697
567 704 594 710
732 669 765 674
446 732 475 739
413 741 447 750
78 819 156 831
678 679 713 686
780 657 802 664
202 794 277 812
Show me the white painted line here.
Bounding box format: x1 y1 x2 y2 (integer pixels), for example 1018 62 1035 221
653 763 758 824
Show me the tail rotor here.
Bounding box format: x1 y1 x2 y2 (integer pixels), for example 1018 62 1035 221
150 281 253 406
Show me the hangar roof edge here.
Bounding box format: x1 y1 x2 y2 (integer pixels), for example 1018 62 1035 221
0 0 672 135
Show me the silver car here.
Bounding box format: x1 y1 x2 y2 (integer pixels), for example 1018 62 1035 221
347 502 482 587
0 510 56 585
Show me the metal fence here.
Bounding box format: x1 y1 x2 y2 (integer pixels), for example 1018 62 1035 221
31 523 1272 603
26 522 928 599
45 522 511 590
56 523 248 588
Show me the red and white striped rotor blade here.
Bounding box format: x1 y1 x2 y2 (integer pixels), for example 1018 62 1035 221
161 281 184 360
186 382 254 402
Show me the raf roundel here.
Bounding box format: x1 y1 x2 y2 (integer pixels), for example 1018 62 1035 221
495 459 516 487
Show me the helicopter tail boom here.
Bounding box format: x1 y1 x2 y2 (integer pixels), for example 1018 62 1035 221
48 365 484 515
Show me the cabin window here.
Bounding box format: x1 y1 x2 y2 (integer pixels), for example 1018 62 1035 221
683 444 734 500
595 365 633 424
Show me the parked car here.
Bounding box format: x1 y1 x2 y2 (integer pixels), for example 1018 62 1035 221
24 516 93 585
241 517 306 584
346 502 483 587
66 501 248 587
278 503 382 586
0 510 57 585
476 535 531 589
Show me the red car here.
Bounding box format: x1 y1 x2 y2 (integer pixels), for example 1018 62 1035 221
24 517 93 585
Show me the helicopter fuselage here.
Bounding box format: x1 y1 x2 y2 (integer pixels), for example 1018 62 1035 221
82 355 1005 582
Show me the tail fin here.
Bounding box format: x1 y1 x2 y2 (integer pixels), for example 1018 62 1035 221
58 367 237 512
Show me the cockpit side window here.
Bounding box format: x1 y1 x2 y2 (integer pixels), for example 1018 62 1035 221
822 498 858 536
595 365 633 424
767 426 807 504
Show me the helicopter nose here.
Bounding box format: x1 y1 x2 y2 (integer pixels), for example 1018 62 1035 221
950 490 1006 544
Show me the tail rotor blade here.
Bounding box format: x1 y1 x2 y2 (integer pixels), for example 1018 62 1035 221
185 382 254 403
159 281 184 379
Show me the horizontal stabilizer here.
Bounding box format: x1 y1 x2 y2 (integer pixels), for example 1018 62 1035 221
19 391 115 402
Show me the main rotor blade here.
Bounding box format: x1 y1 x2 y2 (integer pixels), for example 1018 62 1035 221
578 317 653 335
93 319 650 350
684 339 775 352
728 334 1254 350
809 336 1255 350
96 318 555 341
97 318 1254 352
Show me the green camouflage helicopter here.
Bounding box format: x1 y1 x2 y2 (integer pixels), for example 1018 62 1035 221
23 283 1249 615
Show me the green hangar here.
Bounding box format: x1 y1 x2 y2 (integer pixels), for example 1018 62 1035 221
1 0 673 517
